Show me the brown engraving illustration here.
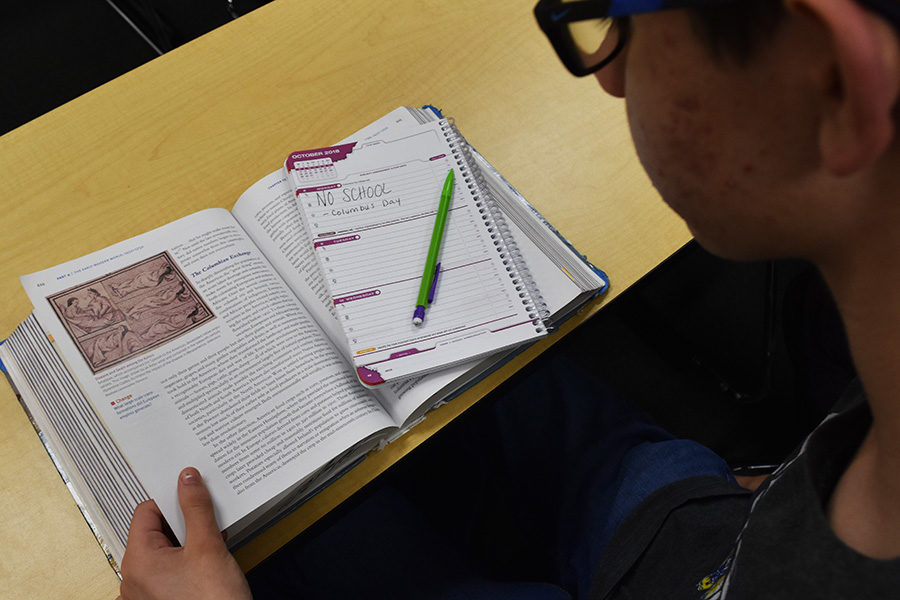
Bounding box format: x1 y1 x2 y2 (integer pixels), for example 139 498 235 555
48 252 214 373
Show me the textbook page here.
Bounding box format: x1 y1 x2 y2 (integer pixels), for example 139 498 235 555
20 209 395 543
231 108 427 354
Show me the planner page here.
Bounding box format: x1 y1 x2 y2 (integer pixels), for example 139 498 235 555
285 120 545 384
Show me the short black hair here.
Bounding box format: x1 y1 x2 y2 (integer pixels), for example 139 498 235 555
687 1 786 63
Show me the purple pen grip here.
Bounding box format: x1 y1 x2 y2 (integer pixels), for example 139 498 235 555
428 263 441 304
413 305 426 324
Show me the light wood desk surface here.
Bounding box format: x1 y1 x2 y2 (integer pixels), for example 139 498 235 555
0 1 688 597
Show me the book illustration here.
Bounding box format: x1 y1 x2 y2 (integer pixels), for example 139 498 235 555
48 252 214 373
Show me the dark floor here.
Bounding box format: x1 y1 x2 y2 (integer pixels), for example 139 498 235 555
1 1 272 136
556 243 853 467
8 0 857 578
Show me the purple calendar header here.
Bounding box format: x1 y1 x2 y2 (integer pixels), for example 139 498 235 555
286 142 357 170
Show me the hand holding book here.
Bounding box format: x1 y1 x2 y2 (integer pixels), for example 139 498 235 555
117 468 252 600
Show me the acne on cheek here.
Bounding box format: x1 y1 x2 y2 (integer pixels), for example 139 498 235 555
661 30 678 49
673 97 701 113
664 108 716 179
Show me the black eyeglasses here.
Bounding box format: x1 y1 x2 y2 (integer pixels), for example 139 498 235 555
533 0 730 77
534 0 900 77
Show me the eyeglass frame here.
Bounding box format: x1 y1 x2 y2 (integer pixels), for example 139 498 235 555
534 0 900 77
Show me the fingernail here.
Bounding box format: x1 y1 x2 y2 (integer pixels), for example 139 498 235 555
180 467 201 484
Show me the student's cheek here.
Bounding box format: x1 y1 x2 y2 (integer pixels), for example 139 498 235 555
627 90 713 205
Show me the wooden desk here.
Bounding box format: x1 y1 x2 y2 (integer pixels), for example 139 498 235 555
0 1 688 598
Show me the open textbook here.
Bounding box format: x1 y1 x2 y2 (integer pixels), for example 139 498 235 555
0 106 608 573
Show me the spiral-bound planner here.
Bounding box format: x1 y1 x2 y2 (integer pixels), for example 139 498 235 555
285 119 547 385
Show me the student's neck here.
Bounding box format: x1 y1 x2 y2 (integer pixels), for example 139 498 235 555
819 215 900 559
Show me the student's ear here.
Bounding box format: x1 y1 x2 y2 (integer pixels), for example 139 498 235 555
787 0 900 175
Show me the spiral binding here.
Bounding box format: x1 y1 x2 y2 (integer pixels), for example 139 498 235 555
439 119 550 332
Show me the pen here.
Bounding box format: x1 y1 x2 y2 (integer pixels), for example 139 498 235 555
413 169 454 325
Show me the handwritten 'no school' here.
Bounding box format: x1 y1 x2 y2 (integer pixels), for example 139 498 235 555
313 183 402 218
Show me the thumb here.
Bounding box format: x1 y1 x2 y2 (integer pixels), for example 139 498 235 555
177 467 225 551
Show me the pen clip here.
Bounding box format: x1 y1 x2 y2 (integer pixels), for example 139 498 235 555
427 262 441 304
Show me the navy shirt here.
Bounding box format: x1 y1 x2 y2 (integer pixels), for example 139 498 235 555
591 381 900 599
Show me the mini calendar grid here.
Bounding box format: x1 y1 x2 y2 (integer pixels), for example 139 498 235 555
291 158 338 183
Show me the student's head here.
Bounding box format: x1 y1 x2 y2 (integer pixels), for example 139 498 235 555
536 0 900 265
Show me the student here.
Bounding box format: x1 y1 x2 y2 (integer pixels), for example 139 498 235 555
115 0 900 598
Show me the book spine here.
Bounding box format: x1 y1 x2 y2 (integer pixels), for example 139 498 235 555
439 119 550 330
